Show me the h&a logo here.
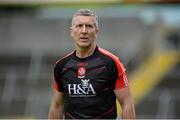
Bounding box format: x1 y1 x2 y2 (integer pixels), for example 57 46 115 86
68 79 96 96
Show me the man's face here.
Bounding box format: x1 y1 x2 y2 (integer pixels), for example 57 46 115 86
70 15 99 49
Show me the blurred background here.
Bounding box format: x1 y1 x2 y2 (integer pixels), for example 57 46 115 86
0 0 180 119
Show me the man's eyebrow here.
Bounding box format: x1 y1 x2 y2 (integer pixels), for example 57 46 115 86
75 23 94 25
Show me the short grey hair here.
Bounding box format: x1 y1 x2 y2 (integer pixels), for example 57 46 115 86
71 9 99 28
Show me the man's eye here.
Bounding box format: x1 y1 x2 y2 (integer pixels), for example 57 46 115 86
87 25 93 28
76 24 82 28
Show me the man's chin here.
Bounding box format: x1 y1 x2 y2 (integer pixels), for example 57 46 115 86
78 43 91 48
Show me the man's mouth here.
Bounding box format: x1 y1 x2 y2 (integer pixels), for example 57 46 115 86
80 37 88 41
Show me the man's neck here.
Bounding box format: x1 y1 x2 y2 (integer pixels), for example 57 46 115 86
76 45 96 58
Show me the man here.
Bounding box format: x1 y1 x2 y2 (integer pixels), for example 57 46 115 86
48 9 136 119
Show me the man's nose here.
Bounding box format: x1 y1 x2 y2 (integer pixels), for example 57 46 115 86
81 25 87 33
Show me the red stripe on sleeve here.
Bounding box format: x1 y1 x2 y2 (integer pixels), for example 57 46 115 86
98 47 129 89
54 81 59 91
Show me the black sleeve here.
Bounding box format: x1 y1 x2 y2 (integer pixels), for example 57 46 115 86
54 62 64 92
109 58 128 90
109 59 118 90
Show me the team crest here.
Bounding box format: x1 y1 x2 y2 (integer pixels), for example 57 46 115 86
77 67 86 78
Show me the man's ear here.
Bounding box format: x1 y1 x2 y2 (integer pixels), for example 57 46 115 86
96 28 99 33
69 26 72 32
69 27 73 36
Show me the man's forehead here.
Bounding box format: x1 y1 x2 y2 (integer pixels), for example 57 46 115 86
74 15 96 24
